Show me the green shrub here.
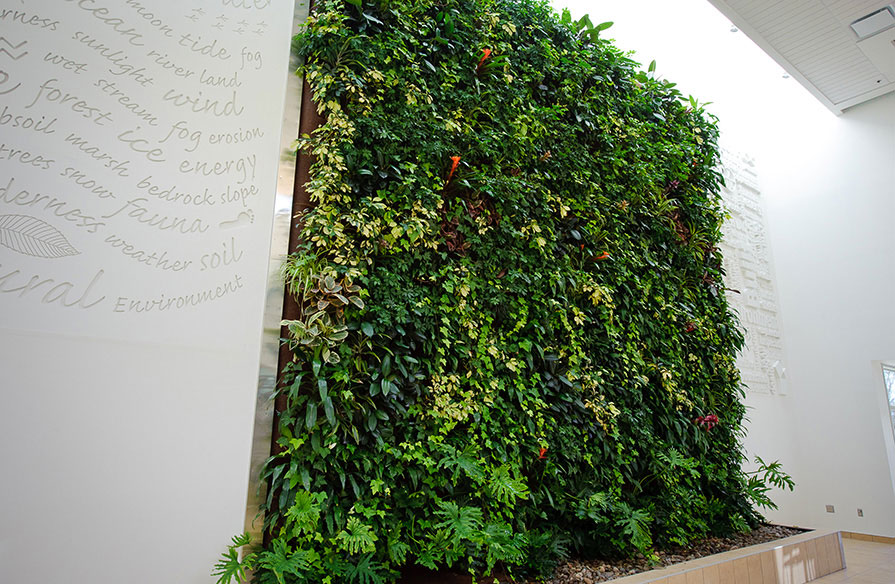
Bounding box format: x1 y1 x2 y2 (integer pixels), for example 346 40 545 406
216 0 787 581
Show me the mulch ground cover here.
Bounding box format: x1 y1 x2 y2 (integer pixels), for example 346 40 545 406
532 524 806 584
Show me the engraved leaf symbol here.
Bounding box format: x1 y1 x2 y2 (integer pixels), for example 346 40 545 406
0 214 80 258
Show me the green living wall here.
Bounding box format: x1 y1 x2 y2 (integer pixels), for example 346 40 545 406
217 1 781 582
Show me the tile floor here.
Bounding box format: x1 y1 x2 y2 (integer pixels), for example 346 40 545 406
814 538 895 584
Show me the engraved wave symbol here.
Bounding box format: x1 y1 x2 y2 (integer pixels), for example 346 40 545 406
0 37 28 60
0 214 80 258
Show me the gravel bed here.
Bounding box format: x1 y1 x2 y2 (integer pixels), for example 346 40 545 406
528 524 805 584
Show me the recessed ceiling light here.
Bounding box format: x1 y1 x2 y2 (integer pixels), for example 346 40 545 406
850 5 895 39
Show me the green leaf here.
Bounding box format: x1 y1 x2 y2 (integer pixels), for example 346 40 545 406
286 491 325 536
344 554 385 584
363 12 384 25
434 501 483 540
300 467 311 491
361 322 374 337
388 538 410 564
489 466 530 504
211 533 251 584
256 540 317 584
615 503 653 553
323 396 335 425
335 517 378 555
318 378 328 401
305 403 318 430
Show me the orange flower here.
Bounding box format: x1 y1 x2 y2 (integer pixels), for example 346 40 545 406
595 251 610 260
476 48 492 72
445 155 461 185
538 447 548 460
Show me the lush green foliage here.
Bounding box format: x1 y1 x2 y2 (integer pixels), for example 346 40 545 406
219 0 789 581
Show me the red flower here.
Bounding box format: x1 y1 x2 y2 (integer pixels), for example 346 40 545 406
579 244 585 251
476 48 492 72
595 251 610 260
695 414 719 431
538 447 548 460
445 155 461 186
684 321 696 333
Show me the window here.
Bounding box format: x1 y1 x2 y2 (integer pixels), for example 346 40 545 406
883 365 895 439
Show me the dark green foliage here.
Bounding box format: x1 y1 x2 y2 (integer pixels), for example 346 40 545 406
219 0 791 581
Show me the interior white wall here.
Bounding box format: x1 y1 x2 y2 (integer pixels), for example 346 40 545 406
0 1 298 582
0 333 260 583
756 93 895 535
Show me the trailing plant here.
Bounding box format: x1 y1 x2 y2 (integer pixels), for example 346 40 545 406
218 0 792 581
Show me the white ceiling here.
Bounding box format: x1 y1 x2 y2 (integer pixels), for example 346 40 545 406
707 0 895 113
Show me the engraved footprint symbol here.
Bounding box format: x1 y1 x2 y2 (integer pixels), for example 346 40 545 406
219 209 255 229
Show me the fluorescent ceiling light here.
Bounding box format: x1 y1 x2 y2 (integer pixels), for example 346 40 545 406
850 5 895 39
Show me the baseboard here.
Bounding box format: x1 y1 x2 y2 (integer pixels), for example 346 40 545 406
841 531 895 545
